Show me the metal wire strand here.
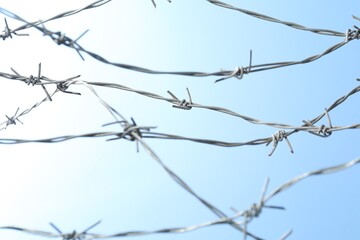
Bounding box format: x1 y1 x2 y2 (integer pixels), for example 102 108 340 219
1 156 358 239
207 0 345 37
0 2 358 240
1 69 359 156
0 4 357 81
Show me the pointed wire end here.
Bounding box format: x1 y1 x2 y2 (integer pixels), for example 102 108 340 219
352 15 360 21
230 207 239 213
106 137 117 141
10 67 19 75
151 0 157 8
264 205 286 211
279 229 293 240
76 29 89 42
102 121 124 127
49 222 62 234
82 220 102 234
214 78 226 83
77 50 85 61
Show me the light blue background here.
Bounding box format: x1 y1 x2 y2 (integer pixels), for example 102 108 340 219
0 1 359 239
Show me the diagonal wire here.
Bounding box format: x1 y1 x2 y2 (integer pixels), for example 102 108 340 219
1 156 358 239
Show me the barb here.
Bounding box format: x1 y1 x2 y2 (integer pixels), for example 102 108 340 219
353 15 360 21
49 221 101 240
345 25 360 42
279 230 293 240
167 87 193 110
266 130 294 156
3 107 23 129
215 50 253 83
10 63 52 101
0 17 29 40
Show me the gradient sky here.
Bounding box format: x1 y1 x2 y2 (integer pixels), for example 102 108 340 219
0 1 359 240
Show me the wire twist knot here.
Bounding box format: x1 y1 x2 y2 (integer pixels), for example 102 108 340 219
345 26 360 42
267 130 294 156
25 75 40 86
42 24 88 60
317 124 332 136
167 88 193 110
4 107 23 129
50 221 100 240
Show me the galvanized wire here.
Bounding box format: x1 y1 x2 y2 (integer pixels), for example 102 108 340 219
207 0 345 37
0 2 358 240
4 78 261 239
0 2 358 82
1 68 360 156
0 0 112 34
1 156 358 239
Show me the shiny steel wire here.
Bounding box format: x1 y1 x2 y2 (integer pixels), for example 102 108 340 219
0 1 358 82
1 70 359 156
0 1 359 240
1 156 359 239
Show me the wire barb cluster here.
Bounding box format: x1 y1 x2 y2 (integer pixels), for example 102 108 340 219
0 17 28 40
167 87 193 110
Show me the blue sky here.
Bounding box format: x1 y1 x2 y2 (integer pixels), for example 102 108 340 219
0 1 359 240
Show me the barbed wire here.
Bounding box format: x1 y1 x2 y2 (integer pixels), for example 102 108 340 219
0 65 80 131
0 2 358 82
0 77 260 239
1 65 358 132
0 1 358 240
1 67 359 156
0 0 112 34
1 156 358 240
206 0 345 37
